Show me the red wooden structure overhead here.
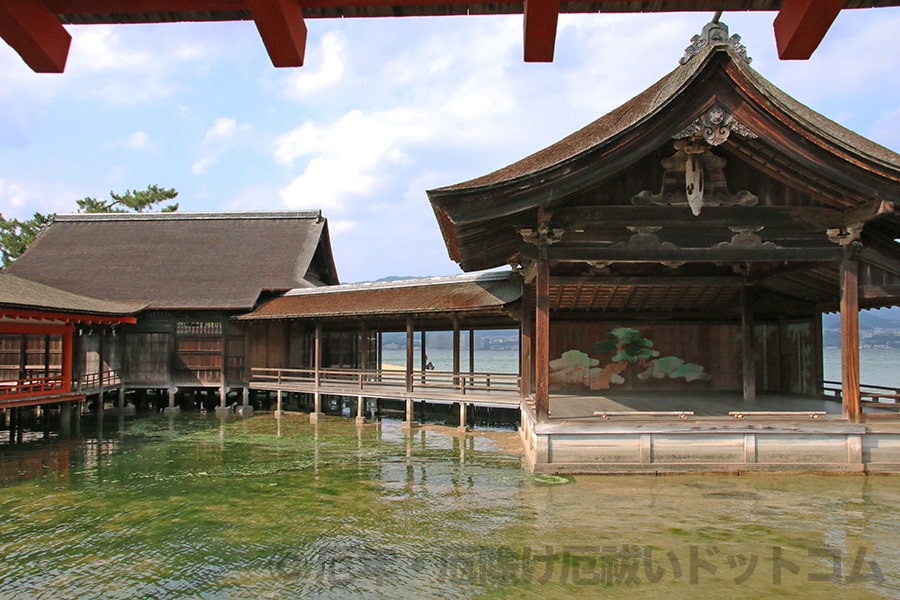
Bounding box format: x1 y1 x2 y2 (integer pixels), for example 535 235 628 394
2 0 896 73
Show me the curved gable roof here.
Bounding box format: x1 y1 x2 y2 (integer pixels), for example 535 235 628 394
428 40 900 270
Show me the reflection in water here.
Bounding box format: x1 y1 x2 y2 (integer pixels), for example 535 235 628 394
0 413 897 598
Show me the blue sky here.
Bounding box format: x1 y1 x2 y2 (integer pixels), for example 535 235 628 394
2 10 900 284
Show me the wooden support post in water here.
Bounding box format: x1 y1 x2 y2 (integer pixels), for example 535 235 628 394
165 387 180 414
401 396 420 431
310 392 322 424
405 318 414 393
309 322 324 424
741 284 756 403
841 250 862 422
458 401 468 432
356 396 365 426
275 390 283 418
535 244 550 422
235 386 253 416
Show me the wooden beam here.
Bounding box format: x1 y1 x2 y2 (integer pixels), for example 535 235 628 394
244 0 307 67
840 251 861 423
773 0 844 60
525 244 842 263
0 0 71 73
522 0 558 62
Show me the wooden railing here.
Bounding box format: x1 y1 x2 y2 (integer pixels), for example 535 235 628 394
824 380 900 406
78 370 121 391
0 375 65 400
250 367 520 396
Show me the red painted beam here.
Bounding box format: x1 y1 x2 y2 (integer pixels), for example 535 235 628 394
773 0 844 60
244 0 307 67
0 0 71 72
0 309 137 325
523 0 559 62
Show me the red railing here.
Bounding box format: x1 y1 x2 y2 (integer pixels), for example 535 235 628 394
0 375 66 400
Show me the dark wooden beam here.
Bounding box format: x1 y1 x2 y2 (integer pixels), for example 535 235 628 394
244 0 307 67
741 286 756 402
522 0 558 62
524 244 842 263
552 206 844 230
551 275 742 287
0 0 71 73
773 0 844 60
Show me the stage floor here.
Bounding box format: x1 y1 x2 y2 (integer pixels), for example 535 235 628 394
546 391 844 421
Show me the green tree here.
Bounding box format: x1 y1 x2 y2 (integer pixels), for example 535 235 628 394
0 184 178 267
0 212 52 267
76 184 179 213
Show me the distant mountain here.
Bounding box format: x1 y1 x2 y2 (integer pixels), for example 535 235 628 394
823 307 900 348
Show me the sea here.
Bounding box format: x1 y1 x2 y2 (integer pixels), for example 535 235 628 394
0 349 896 598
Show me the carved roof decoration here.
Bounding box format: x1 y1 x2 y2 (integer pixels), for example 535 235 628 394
679 20 751 66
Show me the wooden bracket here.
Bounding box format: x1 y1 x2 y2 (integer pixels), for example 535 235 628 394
773 0 844 60
0 0 71 73
244 0 307 67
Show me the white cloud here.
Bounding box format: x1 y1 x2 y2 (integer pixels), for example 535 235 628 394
0 179 29 213
119 131 150 150
276 109 431 210
282 32 346 99
204 118 239 143
193 118 252 174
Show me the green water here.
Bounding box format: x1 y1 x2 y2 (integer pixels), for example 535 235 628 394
1 413 899 599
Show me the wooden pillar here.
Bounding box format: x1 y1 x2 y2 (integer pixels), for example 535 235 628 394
314 322 322 388
535 245 550 422
812 312 825 397
841 252 861 422
61 327 74 393
310 322 324 423
468 329 475 375
405 317 414 393
520 283 534 399
452 317 461 386
219 318 227 408
458 401 468 432
420 330 427 383
359 322 369 370
741 285 756 403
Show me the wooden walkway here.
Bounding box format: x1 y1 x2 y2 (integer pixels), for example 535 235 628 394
249 367 522 408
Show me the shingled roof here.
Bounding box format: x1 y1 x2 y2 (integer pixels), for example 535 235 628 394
0 274 145 318
5 211 339 311
239 271 522 327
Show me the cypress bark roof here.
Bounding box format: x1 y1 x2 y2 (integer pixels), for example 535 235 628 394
0 274 144 317
239 271 521 321
5 211 339 311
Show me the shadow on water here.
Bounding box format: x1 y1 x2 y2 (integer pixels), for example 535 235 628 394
0 410 899 598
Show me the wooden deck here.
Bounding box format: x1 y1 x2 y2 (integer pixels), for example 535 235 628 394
249 367 522 408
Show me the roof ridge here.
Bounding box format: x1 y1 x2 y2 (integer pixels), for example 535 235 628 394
285 270 516 296
52 210 323 222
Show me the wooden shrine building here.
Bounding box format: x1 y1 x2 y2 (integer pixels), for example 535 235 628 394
428 21 900 472
0 274 140 416
5 211 339 413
